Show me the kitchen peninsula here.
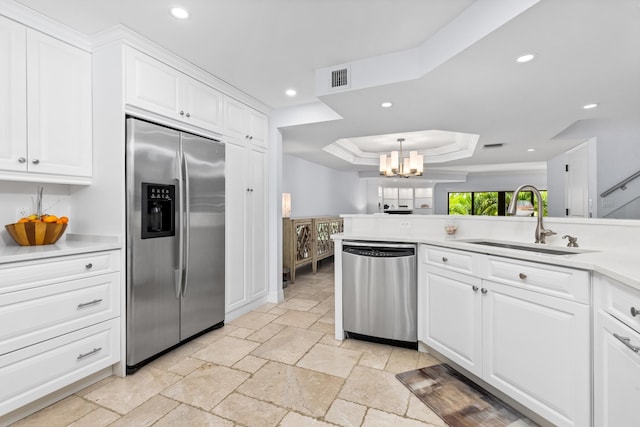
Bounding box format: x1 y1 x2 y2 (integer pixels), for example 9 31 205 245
334 214 640 427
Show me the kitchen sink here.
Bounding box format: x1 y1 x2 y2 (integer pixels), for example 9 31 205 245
459 239 597 255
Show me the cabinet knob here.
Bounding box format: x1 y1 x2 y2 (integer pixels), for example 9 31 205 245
85 263 93 269
31 159 40 165
518 273 527 280
245 135 250 139
631 307 639 317
249 135 254 140
481 288 488 294
18 157 26 163
442 257 448 262
472 285 479 292
186 112 191 118
180 110 185 116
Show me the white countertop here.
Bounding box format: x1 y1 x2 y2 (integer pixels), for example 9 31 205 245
334 214 640 291
0 234 121 264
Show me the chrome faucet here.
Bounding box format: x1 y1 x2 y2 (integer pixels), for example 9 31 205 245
507 184 556 244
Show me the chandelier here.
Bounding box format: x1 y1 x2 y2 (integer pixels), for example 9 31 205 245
379 138 424 177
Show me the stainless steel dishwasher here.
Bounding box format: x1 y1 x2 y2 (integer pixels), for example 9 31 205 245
342 241 417 347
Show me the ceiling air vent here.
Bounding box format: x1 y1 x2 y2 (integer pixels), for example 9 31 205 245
330 65 350 90
482 143 504 149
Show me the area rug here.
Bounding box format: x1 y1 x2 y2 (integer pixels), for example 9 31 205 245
396 364 539 427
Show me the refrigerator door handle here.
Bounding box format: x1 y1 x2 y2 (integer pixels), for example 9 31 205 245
182 147 191 297
175 148 184 299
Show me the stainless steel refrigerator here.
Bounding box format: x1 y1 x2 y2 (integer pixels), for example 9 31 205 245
125 117 225 373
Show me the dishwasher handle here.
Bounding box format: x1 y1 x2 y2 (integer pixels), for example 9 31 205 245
343 243 415 258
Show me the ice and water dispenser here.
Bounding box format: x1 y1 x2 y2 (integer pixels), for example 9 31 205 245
141 183 175 239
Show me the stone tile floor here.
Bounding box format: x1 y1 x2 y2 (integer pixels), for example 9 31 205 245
13 261 445 426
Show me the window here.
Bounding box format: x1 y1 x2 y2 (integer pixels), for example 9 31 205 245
448 191 547 216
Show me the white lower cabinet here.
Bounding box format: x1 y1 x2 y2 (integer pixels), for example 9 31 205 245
0 318 119 415
420 267 482 376
419 245 591 427
0 250 121 417
482 280 590 427
594 273 640 426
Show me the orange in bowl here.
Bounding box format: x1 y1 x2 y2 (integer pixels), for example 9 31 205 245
5 221 68 246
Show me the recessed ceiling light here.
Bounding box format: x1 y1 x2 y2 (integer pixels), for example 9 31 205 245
381 102 393 108
285 89 297 97
516 53 535 63
527 148 535 152
170 7 189 19
583 103 598 109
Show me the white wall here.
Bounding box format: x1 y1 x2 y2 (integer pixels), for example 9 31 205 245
549 115 640 218
433 170 547 215
282 154 367 217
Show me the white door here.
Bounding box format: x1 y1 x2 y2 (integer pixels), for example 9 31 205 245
26 30 92 177
247 149 267 298
594 312 640 427
421 267 482 376
565 142 590 217
223 98 249 141
225 142 248 311
482 280 591 427
125 48 180 119
182 78 223 133
247 109 267 148
0 16 27 172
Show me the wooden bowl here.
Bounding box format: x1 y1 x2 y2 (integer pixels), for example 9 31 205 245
4 222 68 246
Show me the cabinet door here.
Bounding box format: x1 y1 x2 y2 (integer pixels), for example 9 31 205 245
482 280 590 427
314 218 332 262
182 78 223 133
125 48 180 119
26 30 92 177
0 16 27 172
225 142 248 311
223 97 249 141
247 149 267 298
247 108 267 148
420 266 482 376
594 312 640 427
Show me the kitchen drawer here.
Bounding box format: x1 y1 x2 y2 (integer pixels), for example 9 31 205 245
0 318 120 416
0 251 119 294
0 272 120 355
486 256 590 303
422 245 475 275
597 274 640 334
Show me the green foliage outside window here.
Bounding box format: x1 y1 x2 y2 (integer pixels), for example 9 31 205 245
448 190 547 216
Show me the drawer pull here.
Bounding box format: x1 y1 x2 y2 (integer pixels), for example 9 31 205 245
77 347 102 360
442 257 448 262
77 299 103 309
613 333 640 354
472 285 479 292
631 307 639 317
518 273 527 280
85 263 93 269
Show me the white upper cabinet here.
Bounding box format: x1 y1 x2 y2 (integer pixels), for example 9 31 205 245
0 17 91 182
125 48 223 134
26 30 92 178
223 97 267 149
0 16 26 173
182 78 223 132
